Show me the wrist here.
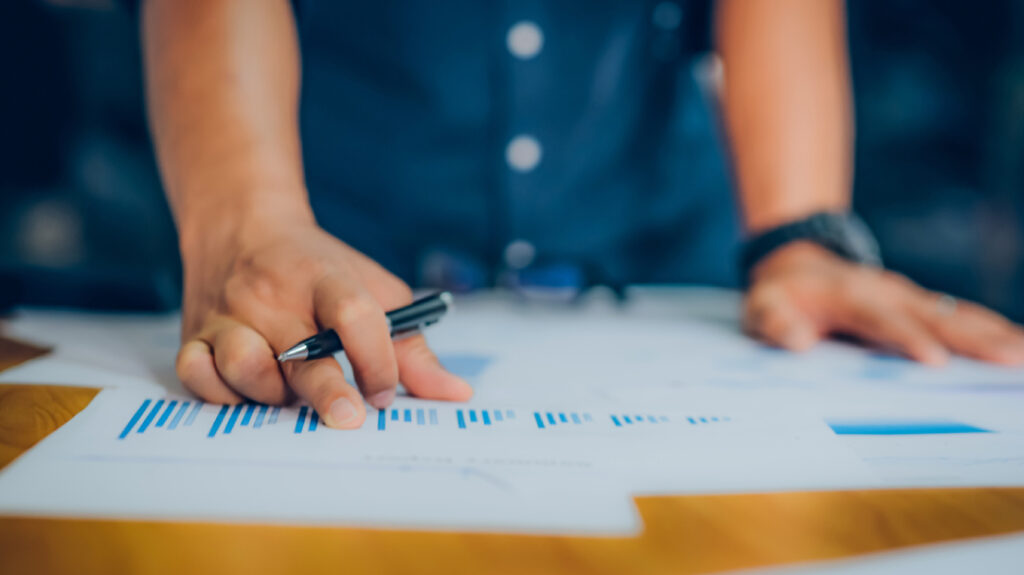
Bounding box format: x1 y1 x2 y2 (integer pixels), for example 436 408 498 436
176 189 316 262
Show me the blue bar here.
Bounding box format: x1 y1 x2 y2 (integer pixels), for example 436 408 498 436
457 410 466 429
494 410 504 422
623 415 632 424
309 411 319 431
611 415 622 427
647 415 657 423
391 409 399 421
571 413 581 424
416 409 425 425
404 409 412 422
469 410 477 423
137 399 165 434
253 404 268 428
155 400 177 428
167 401 190 430
559 413 568 423
378 410 386 431
534 412 545 429
208 405 229 438
659 416 669 422
482 411 491 425
240 403 256 426
223 404 244 434
584 413 592 422
269 406 281 424
184 401 203 426
700 417 708 423
688 417 697 425
429 408 438 425
546 412 556 425
295 406 308 434
711 417 719 422
506 410 515 419
827 420 992 436
635 415 644 422
118 399 152 439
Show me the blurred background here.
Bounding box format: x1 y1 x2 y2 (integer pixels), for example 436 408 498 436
1 0 1022 320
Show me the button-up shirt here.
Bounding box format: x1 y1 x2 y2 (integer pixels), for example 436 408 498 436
296 0 740 289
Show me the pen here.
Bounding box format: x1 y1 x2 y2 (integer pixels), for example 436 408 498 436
276 291 454 362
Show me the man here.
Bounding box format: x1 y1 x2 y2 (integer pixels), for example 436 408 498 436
142 0 1024 430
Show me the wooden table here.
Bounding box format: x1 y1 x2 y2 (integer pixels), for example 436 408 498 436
1 336 1023 575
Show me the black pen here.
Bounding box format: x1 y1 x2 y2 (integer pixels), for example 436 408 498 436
276 291 454 362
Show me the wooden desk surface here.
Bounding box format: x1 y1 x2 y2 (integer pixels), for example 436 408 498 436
1 338 1022 575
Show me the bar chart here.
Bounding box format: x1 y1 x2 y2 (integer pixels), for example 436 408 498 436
116 397 738 439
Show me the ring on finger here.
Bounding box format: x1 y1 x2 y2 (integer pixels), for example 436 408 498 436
935 294 958 317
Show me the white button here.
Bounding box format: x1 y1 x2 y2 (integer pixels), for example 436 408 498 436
506 21 544 60
652 2 683 30
503 240 536 269
505 135 542 172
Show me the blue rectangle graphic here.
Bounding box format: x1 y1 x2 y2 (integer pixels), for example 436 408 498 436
155 400 177 428
295 406 308 434
534 412 545 429
253 404 268 428
118 399 152 439
137 399 165 434
457 410 466 429
482 410 491 425
828 420 992 436
308 411 319 431
208 405 229 438
167 401 190 430
240 403 256 426
184 402 203 426
416 409 425 425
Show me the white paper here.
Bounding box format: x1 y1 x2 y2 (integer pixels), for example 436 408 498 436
0 387 871 534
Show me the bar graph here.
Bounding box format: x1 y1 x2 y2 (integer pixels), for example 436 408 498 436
456 409 514 430
118 399 286 440
118 397 738 439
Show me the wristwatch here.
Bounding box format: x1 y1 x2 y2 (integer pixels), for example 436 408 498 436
739 212 882 286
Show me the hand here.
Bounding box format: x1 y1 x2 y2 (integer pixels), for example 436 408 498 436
174 208 472 429
743 242 1024 366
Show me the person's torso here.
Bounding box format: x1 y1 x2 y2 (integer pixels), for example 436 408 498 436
297 0 740 289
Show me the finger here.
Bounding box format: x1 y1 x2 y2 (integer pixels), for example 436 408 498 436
211 323 290 404
743 285 821 352
834 301 949 366
175 339 245 404
313 275 398 409
395 334 473 401
267 317 367 429
913 295 1024 366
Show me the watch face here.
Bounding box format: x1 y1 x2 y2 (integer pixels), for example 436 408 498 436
813 214 882 266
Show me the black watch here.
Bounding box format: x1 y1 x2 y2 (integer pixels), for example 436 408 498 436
739 212 882 286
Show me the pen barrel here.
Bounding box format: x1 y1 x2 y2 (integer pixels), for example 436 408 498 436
304 331 343 356
386 293 450 330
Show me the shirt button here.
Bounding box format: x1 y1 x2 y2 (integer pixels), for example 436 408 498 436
652 2 683 30
506 21 544 60
505 135 542 172
503 239 536 269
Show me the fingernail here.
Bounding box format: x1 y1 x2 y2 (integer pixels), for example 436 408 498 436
367 389 396 410
327 398 358 427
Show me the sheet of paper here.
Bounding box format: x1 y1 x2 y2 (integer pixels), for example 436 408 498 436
0 387 872 534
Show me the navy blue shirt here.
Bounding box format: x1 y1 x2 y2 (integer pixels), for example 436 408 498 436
295 1 740 289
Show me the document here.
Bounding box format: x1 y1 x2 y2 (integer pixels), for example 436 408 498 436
0 388 873 534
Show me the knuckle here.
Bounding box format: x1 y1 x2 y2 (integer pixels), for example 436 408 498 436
214 329 270 382
336 295 381 328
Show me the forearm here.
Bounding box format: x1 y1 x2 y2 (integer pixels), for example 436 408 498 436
715 0 853 235
142 0 313 254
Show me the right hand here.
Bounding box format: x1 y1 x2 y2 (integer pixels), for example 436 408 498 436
174 208 473 429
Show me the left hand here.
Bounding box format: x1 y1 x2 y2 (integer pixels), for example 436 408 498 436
743 242 1024 366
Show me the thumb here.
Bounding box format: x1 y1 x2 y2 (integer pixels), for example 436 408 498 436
743 285 821 352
